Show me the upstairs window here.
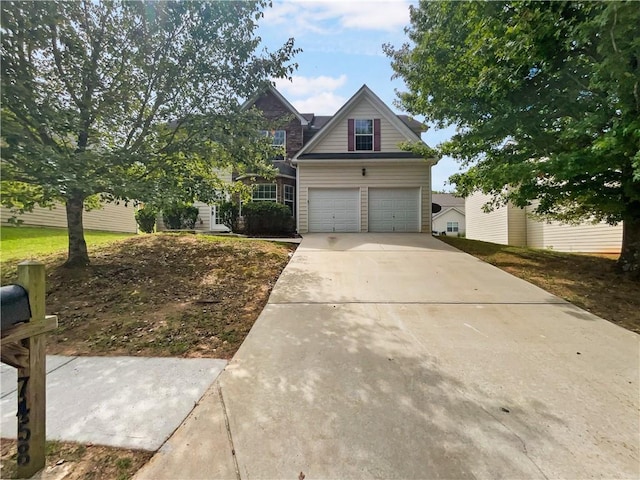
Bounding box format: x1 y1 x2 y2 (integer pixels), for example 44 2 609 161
355 120 373 151
252 184 277 202
260 130 286 146
348 119 381 151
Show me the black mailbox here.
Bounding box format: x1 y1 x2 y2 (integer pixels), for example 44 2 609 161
0 285 32 330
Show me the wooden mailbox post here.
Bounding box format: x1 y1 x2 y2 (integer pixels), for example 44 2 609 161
1 261 58 478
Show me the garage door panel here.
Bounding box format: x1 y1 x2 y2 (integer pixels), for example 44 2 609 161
369 188 419 233
309 188 359 233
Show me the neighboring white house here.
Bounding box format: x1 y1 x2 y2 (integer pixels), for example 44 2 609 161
432 193 465 236
465 191 623 253
0 201 137 233
293 85 438 233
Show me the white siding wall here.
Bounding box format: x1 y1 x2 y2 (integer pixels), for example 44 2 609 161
310 98 407 154
507 203 527 246
525 206 622 253
465 191 509 244
298 162 431 233
1 201 137 233
432 209 466 235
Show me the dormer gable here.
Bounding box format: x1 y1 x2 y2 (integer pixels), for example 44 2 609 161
294 85 425 158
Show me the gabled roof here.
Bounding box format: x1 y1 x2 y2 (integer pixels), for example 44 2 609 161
432 206 466 221
242 84 308 126
293 84 430 159
432 193 465 208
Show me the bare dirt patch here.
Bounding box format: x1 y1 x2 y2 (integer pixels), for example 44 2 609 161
438 236 639 334
0 439 152 480
2 233 296 358
1 234 295 478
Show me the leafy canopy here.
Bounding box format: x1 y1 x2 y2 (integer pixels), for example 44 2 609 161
385 1 640 224
1 0 299 211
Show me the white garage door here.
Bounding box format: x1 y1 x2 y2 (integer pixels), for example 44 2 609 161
368 188 420 232
308 188 360 233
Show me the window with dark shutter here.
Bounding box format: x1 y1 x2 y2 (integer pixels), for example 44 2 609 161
348 119 355 151
373 119 381 151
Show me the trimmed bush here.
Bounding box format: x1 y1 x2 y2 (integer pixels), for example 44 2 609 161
243 201 294 236
162 203 199 229
219 201 240 232
135 206 157 233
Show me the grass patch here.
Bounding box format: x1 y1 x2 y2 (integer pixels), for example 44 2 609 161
438 236 639 334
0 226 134 262
1 438 152 480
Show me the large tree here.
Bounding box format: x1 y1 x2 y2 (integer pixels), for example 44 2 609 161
385 1 640 275
1 0 298 265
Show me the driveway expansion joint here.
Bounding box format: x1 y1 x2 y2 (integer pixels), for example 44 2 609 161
218 383 241 480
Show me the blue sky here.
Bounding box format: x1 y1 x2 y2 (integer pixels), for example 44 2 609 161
257 0 462 192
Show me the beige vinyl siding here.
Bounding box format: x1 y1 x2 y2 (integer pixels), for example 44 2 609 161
525 207 622 253
1 201 137 233
297 162 430 233
310 98 407 154
507 203 527 246
465 191 509 244
432 209 466 235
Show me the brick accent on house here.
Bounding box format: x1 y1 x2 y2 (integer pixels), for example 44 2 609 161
253 90 304 159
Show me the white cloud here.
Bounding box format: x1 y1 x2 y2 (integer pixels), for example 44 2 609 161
273 74 348 115
291 92 347 115
262 0 412 35
274 74 348 97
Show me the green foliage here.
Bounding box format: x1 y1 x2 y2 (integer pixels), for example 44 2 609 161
219 201 240 232
385 0 640 272
135 207 157 234
242 202 295 236
162 203 199 230
0 227 132 263
1 0 299 265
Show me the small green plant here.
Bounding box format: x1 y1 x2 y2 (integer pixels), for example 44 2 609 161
162 203 199 229
134 206 157 233
219 201 240 232
242 201 294 236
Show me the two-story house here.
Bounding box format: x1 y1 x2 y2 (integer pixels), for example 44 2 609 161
187 84 438 234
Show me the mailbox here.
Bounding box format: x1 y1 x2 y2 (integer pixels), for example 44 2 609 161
0 285 31 330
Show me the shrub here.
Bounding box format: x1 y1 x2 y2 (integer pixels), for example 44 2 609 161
162 203 199 229
243 201 294 236
135 206 157 233
219 201 240 232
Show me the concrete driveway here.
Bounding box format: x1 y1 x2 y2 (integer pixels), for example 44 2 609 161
140 233 639 479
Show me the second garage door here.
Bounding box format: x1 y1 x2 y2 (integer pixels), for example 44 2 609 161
368 188 420 232
308 188 360 233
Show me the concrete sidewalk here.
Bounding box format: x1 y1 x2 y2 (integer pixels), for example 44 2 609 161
1 355 226 450
135 233 640 479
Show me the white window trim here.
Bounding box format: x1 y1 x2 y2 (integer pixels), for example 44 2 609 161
447 221 459 233
354 119 374 151
284 185 295 212
260 129 286 147
252 183 277 202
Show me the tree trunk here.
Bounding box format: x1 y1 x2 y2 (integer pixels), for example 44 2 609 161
65 195 90 267
617 212 640 278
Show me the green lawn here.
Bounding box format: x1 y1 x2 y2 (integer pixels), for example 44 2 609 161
0 226 135 262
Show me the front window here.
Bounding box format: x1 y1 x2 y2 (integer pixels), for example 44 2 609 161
252 183 277 202
284 185 295 214
355 119 373 151
260 130 286 146
447 221 459 233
